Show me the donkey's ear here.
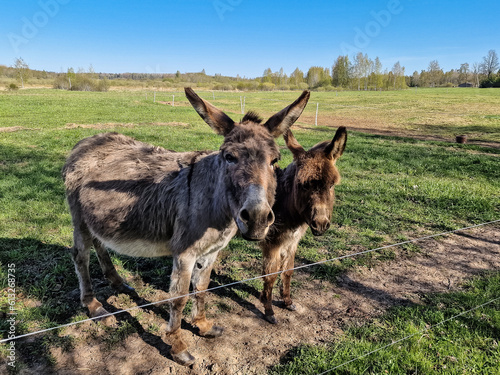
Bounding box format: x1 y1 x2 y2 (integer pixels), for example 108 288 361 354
185 87 235 136
264 90 310 137
324 126 347 161
283 130 305 159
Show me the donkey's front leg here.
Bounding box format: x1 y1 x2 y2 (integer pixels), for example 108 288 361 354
165 255 196 366
190 252 223 338
260 244 281 324
280 242 299 311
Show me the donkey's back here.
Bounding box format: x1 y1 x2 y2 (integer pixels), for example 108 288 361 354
64 132 209 193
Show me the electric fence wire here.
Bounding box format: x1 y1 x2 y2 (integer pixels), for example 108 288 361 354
1 219 499 344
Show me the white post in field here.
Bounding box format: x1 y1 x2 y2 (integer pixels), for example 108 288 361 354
172 95 175 106
315 102 319 126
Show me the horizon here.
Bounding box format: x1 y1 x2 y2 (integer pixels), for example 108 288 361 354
2 0 499 78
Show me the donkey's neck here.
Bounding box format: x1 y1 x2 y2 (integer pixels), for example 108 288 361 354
272 163 306 231
192 153 234 225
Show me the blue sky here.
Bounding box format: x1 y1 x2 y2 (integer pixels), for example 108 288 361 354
1 0 499 77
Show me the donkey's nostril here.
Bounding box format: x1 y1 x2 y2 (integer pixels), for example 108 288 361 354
240 209 250 222
267 211 275 225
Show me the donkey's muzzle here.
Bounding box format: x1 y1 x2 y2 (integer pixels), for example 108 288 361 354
310 219 330 236
237 185 275 241
309 208 331 236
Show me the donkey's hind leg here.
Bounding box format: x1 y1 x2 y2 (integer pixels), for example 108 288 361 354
93 239 135 295
70 224 110 320
190 252 223 338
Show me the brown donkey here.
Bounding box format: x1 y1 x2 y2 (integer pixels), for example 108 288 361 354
62 88 310 365
259 126 347 324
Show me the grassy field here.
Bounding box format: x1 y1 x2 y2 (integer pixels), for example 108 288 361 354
0 88 499 373
271 272 500 374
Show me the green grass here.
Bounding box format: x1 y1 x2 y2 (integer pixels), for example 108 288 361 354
270 272 500 375
0 88 499 372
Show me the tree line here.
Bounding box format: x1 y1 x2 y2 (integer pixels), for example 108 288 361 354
2 49 499 92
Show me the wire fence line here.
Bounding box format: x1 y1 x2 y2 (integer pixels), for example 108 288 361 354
315 295 500 375
1 219 499 345
144 91 477 119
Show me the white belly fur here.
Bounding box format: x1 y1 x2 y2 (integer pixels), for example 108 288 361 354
101 238 172 257
94 224 238 259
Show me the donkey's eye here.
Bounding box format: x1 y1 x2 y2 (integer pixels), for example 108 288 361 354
271 157 279 166
225 153 237 164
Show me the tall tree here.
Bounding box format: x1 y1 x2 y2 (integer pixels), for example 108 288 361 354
363 54 372 90
472 62 480 87
392 61 402 89
373 57 383 90
411 70 420 87
67 67 76 89
306 66 330 88
427 60 443 87
332 55 350 88
480 49 499 79
458 63 470 85
13 57 30 88
290 67 304 86
352 52 364 90
262 68 273 83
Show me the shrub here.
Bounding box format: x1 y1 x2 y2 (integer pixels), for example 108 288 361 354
298 82 309 90
7 83 19 90
96 77 110 92
258 82 275 91
53 75 110 92
213 83 234 91
53 76 69 90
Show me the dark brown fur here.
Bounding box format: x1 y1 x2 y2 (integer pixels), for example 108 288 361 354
62 88 310 366
259 127 347 324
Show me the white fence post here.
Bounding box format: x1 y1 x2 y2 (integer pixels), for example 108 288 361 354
172 95 175 107
154 91 156 103
315 102 319 126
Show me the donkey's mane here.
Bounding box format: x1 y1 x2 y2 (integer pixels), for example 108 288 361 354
241 111 263 124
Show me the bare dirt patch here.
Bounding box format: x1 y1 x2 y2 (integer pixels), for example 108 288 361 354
0 126 27 133
29 224 499 375
156 101 190 107
297 115 500 149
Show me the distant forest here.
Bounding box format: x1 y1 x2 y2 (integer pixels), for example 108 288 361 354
2 50 499 92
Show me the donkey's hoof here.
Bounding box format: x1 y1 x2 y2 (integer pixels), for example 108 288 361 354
264 314 278 324
202 325 224 339
113 282 135 294
92 307 117 327
285 303 297 311
172 350 196 367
